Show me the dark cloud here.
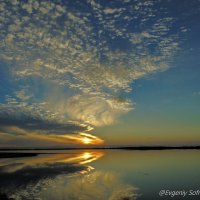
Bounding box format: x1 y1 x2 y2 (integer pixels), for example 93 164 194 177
0 108 89 136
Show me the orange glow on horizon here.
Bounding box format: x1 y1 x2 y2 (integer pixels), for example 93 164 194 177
79 133 104 145
21 130 104 146
82 137 92 144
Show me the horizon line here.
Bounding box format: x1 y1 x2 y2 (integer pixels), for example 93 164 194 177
0 145 200 151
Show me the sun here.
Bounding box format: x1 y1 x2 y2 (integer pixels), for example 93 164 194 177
82 137 92 144
78 132 104 145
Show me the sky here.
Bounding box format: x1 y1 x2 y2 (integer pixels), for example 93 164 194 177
0 0 200 147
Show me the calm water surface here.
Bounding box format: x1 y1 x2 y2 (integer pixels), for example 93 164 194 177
0 150 200 200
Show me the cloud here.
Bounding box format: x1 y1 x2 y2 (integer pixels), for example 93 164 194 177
0 111 88 135
104 7 125 15
193 91 200 96
65 95 133 126
0 104 103 145
15 89 32 100
0 0 186 145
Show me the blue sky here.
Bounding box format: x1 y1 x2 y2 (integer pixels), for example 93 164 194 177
0 0 199 147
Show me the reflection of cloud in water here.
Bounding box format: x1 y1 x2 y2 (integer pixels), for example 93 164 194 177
0 151 104 199
0 151 104 173
40 171 138 200
0 151 138 200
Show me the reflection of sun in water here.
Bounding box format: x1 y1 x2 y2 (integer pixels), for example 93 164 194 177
82 137 92 144
80 151 104 164
82 152 92 160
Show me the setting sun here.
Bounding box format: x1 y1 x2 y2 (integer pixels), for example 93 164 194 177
82 137 92 144
79 133 104 145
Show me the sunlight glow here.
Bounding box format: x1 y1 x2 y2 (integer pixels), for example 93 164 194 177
79 151 104 164
82 152 92 160
54 132 104 145
82 137 92 144
79 133 104 145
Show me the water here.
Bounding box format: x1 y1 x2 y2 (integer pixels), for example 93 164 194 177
0 150 200 200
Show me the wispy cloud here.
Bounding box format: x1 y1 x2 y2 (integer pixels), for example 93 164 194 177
193 91 200 96
0 0 186 145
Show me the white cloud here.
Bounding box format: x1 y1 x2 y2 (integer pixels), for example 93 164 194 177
65 95 132 126
15 89 32 100
0 0 185 144
193 91 200 96
104 7 125 15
